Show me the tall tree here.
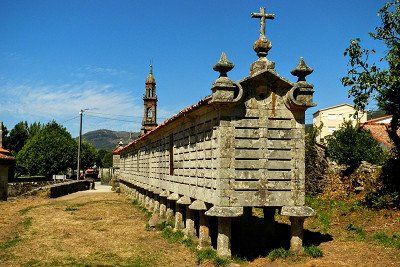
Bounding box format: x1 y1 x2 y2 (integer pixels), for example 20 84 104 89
1 123 9 149
8 121 29 153
16 121 77 177
342 0 400 156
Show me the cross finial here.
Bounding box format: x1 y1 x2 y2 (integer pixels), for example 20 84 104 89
251 6 275 37
149 60 153 74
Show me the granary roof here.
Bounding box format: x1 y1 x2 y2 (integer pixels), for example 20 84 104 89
114 95 212 155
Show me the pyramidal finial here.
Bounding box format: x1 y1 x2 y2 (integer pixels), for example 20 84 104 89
291 57 313 82
213 52 234 77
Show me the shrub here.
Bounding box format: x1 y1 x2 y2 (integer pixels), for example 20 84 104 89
373 232 400 249
326 121 388 171
268 248 293 261
304 245 323 258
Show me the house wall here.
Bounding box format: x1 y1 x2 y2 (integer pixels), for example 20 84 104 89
0 165 9 201
313 105 367 143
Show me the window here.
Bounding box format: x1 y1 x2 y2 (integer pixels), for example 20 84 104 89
338 114 343 120
169 134 174 175
146 107 153 118
328 126 336 133
328 114 336 120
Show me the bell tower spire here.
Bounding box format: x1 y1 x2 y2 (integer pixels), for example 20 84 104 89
141 63 158 135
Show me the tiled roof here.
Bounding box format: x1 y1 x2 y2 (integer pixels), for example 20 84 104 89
363 115 392 124
115 95 212 154
361 115 397 149
0 147 15 161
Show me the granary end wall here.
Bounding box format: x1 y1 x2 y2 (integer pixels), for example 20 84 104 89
117 70 306 208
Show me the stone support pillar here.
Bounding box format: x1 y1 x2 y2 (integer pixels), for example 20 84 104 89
217 217 232 257
198 211 211 249
205 206 243 257
289 217 304 253
159 197 167 221
166 201 174 221
167 192 180 223
185 206 196 238
149 194 161 227
174 203 185 231
281 206 316 253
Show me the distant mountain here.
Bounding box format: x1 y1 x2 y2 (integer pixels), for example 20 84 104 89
80 129 140 151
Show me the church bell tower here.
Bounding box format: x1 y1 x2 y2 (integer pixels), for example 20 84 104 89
141 64 158 135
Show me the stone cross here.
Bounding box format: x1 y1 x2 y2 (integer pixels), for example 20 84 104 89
251 6 275 37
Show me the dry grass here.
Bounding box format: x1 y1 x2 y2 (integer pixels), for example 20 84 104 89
1 192 400 267
0 193 196 266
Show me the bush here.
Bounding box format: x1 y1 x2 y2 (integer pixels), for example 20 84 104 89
364 157 400 209
268 248 293 261
326 121 388 171
304 245 323 258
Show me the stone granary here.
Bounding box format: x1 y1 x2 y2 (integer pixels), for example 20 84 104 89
113 6 316 257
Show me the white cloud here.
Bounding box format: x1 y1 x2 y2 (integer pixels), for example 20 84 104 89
0 80 176 136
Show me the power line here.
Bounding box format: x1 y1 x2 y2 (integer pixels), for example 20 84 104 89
61 115 79 124
85 114 141 123
86 111 169 120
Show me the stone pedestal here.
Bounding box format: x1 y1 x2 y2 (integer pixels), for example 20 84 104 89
185 206 196 238
290 217 304 253
217 217 232 257
263 208 276 224
281 205 315 253
174 203 185 231
149 196 161 227
166 201 174 222
198 211 211 249
159 197 167 221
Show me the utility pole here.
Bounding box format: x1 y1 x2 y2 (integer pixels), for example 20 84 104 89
76 108 90 180
76 110 83 180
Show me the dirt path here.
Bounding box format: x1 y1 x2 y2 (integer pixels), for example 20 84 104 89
0 190 196 267
1 190 399 266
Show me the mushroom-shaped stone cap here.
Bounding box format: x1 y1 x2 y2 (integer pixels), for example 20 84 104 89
213 52 234 76
291 57 313 81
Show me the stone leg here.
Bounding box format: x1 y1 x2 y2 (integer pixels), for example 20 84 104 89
149 196 161 227
145 192 150 209
243 207 252 218
174 203 185 231
159 197 167 222
217 217 231 257
263 208 275 222
185 206 196 238
166 201 174 222
198 211 211 249
139 190 144 204
290 217 305 253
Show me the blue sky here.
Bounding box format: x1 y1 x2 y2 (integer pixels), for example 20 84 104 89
0 0 388 136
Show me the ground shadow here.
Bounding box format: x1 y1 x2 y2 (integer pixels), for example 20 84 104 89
230 216 332 260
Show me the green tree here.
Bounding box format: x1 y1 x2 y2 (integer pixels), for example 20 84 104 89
80 141 98 169
8 121 29 153
16 121 77 177
326 121 387 171
1 123 9 149
342 0 400 156
28 122 42 139
102 151 113 168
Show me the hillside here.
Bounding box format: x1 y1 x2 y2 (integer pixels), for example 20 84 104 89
80 129 140 151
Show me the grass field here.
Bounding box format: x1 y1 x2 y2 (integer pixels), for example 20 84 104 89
0 190 399 266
